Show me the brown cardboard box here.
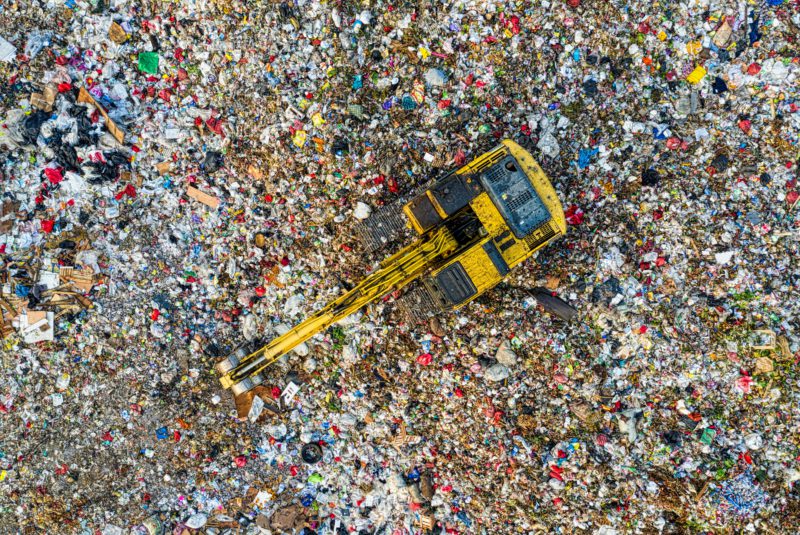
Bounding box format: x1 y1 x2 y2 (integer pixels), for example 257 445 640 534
60 266 95 292
155 161 172 175
30 85 57 112
108 22 128 44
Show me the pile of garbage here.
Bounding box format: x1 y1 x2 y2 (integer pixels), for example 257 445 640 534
1 0 800 533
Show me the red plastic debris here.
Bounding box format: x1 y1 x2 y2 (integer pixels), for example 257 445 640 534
44 167 63 184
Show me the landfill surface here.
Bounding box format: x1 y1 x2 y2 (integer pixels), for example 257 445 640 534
2 0 800 533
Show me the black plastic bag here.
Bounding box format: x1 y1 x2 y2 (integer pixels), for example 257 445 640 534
203 151 225 174
331 137 349 154
530 287 578 321
21 110 50 145
54 142 80 172
73 108 99 147
641 168 661 187
105 150 130 167
87 162 119 183
87 150 130 184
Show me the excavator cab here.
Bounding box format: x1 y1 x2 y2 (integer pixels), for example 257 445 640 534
394 140 566 321
216 140 566 418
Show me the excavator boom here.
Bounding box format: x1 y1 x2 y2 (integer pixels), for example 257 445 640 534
216 226 459 395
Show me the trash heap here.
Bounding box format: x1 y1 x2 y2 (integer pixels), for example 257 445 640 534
1 0 800 533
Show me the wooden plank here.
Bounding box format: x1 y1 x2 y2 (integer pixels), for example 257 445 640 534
77 87 125 144
186 186 220 209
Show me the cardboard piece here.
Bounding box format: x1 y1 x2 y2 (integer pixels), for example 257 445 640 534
18 310 54 343
415 514 435 530
713 20 733 48
155 161 172 175
247 165 264 180
754 356 774 375
186 186 220 209
30 85 57 112
1 282 25 312
119 170 142 187
0 200 19 233
234 386 279 420
0 286 26 321
390 422 410 450
0 199 18 217
263 265 284 288
26 310 47 325
108 22 128 44
60 265 95 292
1 321 14 339
77 87 125 144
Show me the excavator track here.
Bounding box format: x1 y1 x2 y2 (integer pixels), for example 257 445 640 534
393 282 439 324
354 205 409 253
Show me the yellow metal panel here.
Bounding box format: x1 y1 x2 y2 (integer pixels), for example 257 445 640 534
426 191 449 219
499 238 530 269
429 237 505 310
459 145 508 176
470 193 507 235
457 240 504 292
402 204 426 234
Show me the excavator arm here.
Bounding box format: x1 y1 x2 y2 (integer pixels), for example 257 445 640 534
215 226 459 398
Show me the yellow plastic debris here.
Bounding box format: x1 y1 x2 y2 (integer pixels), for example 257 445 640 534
293 130 307 148
311 113 325 127
687 66 707 84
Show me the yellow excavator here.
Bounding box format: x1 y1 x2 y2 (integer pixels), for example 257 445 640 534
216 139 567 416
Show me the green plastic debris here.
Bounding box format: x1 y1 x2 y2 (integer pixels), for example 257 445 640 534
308 472 323 484
138 52 159 74
700 428 717 445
